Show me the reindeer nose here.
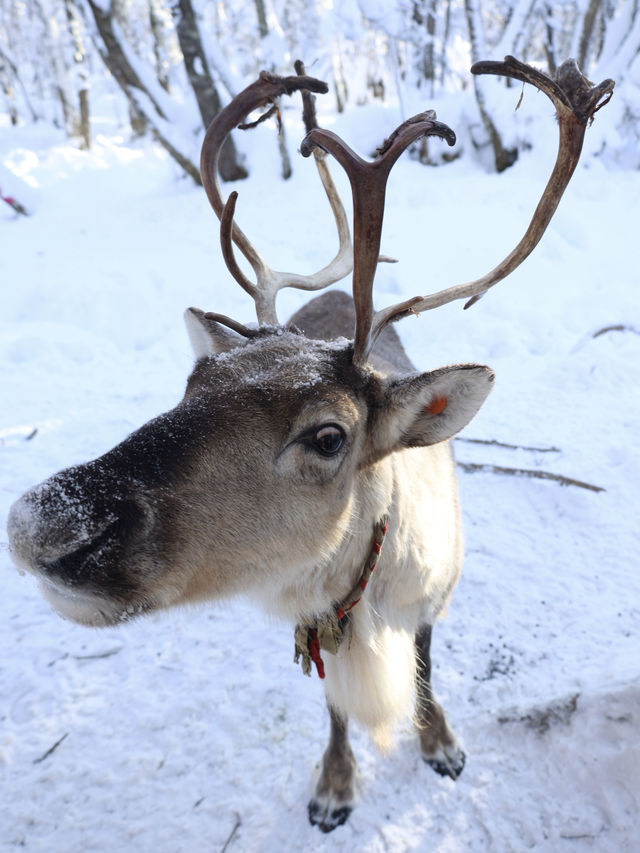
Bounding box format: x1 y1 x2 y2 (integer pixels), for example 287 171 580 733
7 481 115 575
7 473 155 582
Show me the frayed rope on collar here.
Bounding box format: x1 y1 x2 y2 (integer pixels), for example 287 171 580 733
293 516 389 679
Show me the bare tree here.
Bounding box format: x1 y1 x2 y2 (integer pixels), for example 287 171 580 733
148 0 171 92
0 43 24 124
493 0 539 61
577 0 604 70
86 0 202 183
171 0 247 180
251 0 293 179
64 0 90 148
34 0 80 136
464 0 518 171
411 0 438 93
2 0 636 168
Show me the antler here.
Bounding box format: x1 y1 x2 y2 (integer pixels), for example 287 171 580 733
303 56 614 366
200 67 353 327
301 113 457 365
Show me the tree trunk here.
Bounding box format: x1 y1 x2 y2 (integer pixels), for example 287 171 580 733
578 0 604 70
173 0 247 181
79 87 91 148
542 4 557 76
412 0 437 93
88 0 167 117
86 0 202 184
494 0 538 62
439 0 453 87
254 0 269 38
464 0 518 172
251 0 293 180
149 0 171 92
331 40 348 112
37 0 79 136
276 105 292 180
65 0 90 149
0 54 19 125
0 44 39 123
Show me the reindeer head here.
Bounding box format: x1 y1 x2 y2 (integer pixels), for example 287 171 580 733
7 59 613 627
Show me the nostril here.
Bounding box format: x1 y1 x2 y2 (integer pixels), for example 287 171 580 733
7 479 156 581
7 490 114 576
42 517 122 579
9 478 112 549
117 496 156 539
37 496 154 585
7 484 116 574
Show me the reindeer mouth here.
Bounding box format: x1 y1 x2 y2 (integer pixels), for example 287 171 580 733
38 576 148 627
38 577 112 626
34 517 150 626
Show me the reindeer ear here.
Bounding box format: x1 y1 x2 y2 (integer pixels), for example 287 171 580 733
373 365 494 454
184 307 247 358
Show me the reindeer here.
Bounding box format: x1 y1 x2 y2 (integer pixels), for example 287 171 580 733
7 58 612 832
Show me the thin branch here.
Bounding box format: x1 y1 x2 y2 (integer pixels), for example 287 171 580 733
72 648 121 661
237 105 278 129
221 813 241 853
33 733 69 764
455 437 561 453
592 324 640 338
457 462 605 492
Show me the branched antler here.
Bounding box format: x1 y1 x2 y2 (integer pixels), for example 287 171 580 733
201 57 614 366
200 66 353 327
301 113 456 364
335 56 614 364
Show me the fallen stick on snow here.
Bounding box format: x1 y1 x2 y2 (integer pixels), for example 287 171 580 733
72 648 122 661
592 323 640 338
456 437 561 453
457 462 605 492
221 814 242 853
33 732 69 765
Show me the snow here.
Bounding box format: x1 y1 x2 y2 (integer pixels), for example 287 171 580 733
1 99 639 853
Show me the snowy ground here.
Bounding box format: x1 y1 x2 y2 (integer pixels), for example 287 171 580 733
1 95 639 853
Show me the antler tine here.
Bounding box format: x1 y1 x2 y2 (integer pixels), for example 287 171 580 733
201 70 327 252
201 69 356 326
219 190 257 298
366 56 615 357
301 114 456 365
291 59 353 301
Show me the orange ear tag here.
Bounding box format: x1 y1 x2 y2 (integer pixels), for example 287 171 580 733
424 395 447 415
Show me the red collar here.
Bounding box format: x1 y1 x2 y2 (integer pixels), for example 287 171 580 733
294 517 389 679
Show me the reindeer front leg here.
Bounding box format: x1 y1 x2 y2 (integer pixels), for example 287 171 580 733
308 704 356 833
415 624 466 779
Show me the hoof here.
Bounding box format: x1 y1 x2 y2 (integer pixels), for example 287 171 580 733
308 798 352 833
423 745 466 780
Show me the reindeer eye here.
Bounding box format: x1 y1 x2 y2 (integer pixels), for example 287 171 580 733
311 425 345 457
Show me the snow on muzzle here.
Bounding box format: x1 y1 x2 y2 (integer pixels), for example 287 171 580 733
7 403 212 624
7 462 157 625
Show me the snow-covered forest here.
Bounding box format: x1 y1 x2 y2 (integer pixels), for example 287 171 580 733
2 2 639 852
2 0 640 177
